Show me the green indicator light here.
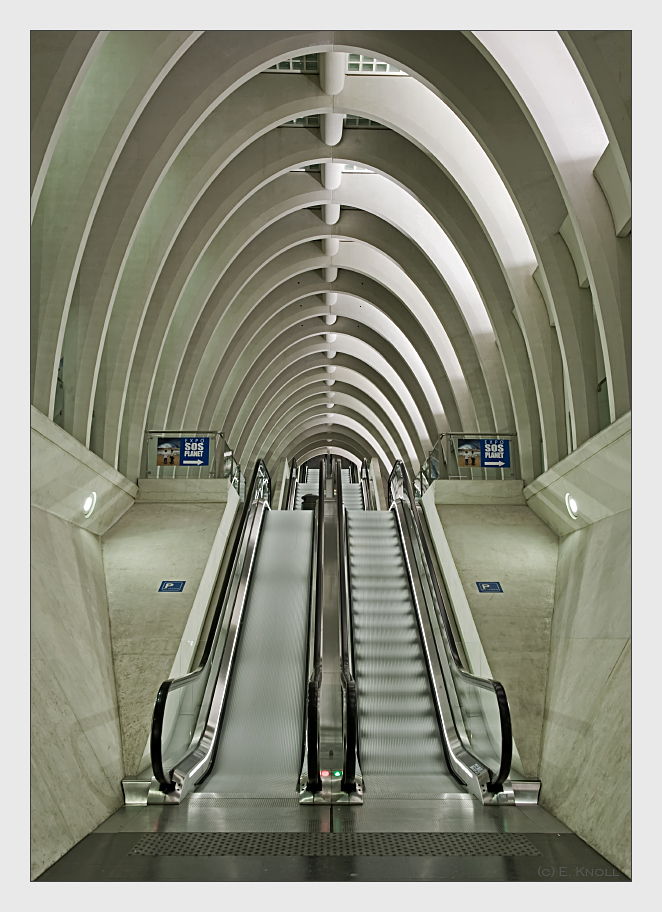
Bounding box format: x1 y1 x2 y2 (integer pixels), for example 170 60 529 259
333 770 343 777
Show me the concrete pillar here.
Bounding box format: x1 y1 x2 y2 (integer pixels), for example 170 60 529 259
325 332 337 344
322 237 340 256
321 112 344 146
324 292 337 307
323 203 340 225
325 378 336 386
321 162 343 190
324 266 338 282
324 313 337 325
326 349 336 359
320 52 347 96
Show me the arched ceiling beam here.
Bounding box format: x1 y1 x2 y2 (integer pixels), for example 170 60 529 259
259 399 400 476
32 33 632 488
294 447 361 473
81 125 533 477
31 30 108 211
559 31 631 180
237 361 423 473
223 342 428 482
291 433 372 470
243 385 413 478
469 30 630 427
122 124 548 478
263 404 397 476
182 254 455 437
332 128 562 472
159 239 454 435
331 30 627 429
81 124 537 477
32 31 203 417
270 417 391 478
290 429 375 469
210 322 436 458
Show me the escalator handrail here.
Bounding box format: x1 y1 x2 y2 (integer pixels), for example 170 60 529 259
304 458 326 790
151 459 272 792
286 459 298 510
360 458 372 510
387 460 512 787
335 459 358 790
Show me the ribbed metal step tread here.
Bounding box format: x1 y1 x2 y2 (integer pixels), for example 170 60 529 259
294 482 319 509
131 831 542 857
342 480 364 511
346 510 451 793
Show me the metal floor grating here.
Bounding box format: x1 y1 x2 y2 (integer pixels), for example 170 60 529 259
187 796 301 807
130 832 542 857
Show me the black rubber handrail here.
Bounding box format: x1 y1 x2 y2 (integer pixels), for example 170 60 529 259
387 460 512 789
335 458 358 791
286 459 297 510
304 457 326 791
360 458 372 510
151 460 271 792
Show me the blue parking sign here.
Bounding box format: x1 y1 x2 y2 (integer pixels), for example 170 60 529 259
476 582 503 593
181 437 209 466
159 581 186 592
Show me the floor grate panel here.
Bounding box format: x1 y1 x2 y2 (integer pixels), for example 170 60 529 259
130 832 542 857
187 796 301 807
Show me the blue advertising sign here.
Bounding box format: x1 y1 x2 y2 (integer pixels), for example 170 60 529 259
457 439 510 469
181 437 209 466
476 581 503 593
159 581 186 592
480 439 510 468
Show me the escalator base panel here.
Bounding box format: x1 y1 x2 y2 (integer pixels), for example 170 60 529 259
131 832 542 857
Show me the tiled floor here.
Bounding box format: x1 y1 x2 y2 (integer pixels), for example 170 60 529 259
35 795 629 882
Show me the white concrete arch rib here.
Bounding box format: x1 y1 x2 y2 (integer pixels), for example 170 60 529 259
31 31 630 488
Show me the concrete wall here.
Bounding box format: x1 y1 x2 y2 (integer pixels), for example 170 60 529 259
31 408 135 879
30 409 240 877
526 414 631 877
422 480 558 778
101 478 239 776
422 414 631 876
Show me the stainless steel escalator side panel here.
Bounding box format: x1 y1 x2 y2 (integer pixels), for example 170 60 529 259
165 502 269 803
392 501 491 803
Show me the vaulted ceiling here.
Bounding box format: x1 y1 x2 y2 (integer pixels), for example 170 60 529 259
31 31 631 484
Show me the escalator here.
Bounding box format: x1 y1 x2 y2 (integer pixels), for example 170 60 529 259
346 510 459 796
337 458 513 804
292 467 320 510
198 508 313 794
149 454 513 807
341 466 364 511
149 459 323 801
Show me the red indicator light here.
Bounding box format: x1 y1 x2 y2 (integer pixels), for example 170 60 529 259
320 770 330 778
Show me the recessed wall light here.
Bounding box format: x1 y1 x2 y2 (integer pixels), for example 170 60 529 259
83 492 97 517
565 492 578 519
